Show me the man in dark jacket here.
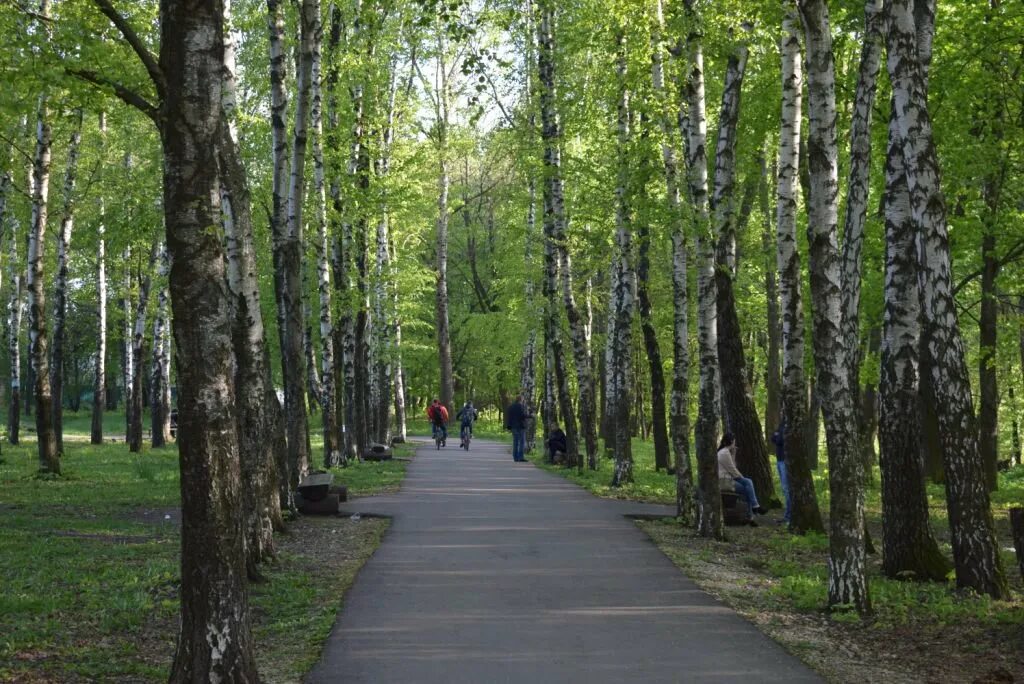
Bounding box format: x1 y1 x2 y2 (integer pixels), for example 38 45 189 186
504 395 529 462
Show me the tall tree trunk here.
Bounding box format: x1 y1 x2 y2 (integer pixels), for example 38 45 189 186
52 108 83 455
390 237 407 444
284 0 317 478
434 27 455 411
651 0 692 518
7 190 22 445
799 0 869 612
776 7 823 533
607 29 634 487
122 257 133 436
879 102 950 581
311 8 340 466
684 1 722 538
979 194 1002 491
842 0 884 484
538 1 579 465
520 179 539 455
886 0 1007 598
150 245 171 448
128 245 157 453
91 112 107 445
761 154 782 442
540 14 597 469
712 39 776 505
161 0 258 678
28 70 59 473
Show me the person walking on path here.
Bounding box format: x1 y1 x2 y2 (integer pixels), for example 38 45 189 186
504 394 529 462
718 432 768 523
771 420 791 525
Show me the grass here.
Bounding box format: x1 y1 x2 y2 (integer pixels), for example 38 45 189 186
0 413 410 682
528 438 678 505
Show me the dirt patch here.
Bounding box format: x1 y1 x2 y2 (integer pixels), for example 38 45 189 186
639 520 1024 684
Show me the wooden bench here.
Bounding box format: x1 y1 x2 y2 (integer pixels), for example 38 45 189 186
721 491 751 526
295 472 348 515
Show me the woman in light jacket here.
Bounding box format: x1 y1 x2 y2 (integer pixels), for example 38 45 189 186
717 432 767 524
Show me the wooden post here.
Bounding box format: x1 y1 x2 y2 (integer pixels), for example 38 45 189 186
1010 508 1024 580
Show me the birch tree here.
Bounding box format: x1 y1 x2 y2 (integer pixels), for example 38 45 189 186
27 3 59 472
776 3 823 535
798 0 869 612
150 244 171 448
91 112 107 445
51 109 83 455
127 243 158 454
885 0 1007 598
684 0 722 538
651 0 692 519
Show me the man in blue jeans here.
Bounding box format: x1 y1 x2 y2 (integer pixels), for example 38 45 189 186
771 420 792 525
504 394 529 462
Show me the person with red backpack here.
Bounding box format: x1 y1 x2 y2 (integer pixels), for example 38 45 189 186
427 399 449 446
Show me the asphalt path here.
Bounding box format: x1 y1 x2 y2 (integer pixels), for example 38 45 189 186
306 437 821 683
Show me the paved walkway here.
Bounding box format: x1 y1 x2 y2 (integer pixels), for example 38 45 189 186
307 438 821 683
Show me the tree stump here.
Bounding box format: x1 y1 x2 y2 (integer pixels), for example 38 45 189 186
364 444 393 461
1010 508 1024 580
721 491 749 526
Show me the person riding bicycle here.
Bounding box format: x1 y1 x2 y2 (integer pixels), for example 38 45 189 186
456 401 478 441
427 399 449 446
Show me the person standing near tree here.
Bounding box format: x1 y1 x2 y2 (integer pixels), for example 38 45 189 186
772 420 791 525
505 394 529 462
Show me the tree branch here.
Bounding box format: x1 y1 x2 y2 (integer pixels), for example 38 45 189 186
66 68 160 124
952 237 1024 297
90 0 166 100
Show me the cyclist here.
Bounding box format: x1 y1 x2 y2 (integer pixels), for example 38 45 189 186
427 399 449 446
456 401 478 446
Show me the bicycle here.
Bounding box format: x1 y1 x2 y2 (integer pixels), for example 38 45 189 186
433 423 446 450
460 424 471 450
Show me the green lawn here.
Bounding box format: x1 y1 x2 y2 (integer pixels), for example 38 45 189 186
0 416 411 682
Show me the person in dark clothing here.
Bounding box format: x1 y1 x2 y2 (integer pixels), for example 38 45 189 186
504 395 529 462
771 420 791 524
547 426 567 464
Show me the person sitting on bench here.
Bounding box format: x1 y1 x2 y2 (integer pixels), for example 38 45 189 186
717 432 767 525
547 426 567 464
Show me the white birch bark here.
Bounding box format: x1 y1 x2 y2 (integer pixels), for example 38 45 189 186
128 242 158 454
150 243 171 447
608 30 635 487
684 1 721 538
91 112 107 445
798 0 869 613
52 108 84 455
776 6 824 534
885 0 1007 598
651 0 692 519
6 204 22 444
28 76 59 472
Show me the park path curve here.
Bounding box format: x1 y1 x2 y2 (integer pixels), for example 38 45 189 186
306 437 821 683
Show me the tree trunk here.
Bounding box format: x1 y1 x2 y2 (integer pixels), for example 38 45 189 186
150 244 172 448
761 154 782 442
711 41 776 506
651 0 692 518
161 0 258 678
52 108 83 456
776 7 824 535
391 238 407 444
840 0 884 481
7 191 22 445
886 0 1007 598
520 180 539 455
684 2 722 538
28 79 59 474
311 11 340 465
128 244 157 453
979 214 999 491
91 113 107 445
538 1 580 465
434 27 455 411
799 0 869 611
879 102 950 581
605 30 636 487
